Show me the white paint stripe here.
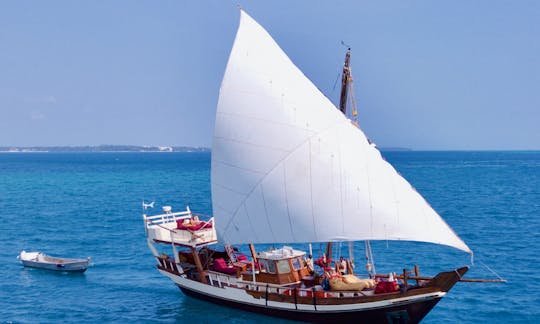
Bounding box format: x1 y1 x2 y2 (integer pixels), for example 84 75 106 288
159 270 446 313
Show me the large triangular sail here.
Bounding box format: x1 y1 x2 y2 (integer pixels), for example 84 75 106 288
211 10 471 253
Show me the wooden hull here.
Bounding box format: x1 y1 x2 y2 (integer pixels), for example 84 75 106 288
179 284 441 323
160 266 468 323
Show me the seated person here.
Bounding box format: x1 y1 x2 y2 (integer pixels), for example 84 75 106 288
337 256 347 275
177 215 213 231
305 254 314 275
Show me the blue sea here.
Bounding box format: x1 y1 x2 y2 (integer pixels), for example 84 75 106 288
1 151 538 323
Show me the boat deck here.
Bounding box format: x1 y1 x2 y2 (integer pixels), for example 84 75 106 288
144 209 217 247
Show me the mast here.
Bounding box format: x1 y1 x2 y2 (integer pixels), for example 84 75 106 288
338 48 352 115
338 48 377 277
326 48 352 270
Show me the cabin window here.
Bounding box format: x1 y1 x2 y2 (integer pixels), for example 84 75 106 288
267 260 276 274
258 259 267 273
276 260 291 274
258 259 276 274
292 257 303 270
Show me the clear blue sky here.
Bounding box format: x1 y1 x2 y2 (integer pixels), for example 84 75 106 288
1 1 538 150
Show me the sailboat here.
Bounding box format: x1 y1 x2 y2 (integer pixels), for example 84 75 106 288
142 10 494 323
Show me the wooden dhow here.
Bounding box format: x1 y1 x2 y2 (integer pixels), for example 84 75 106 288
142 10 502 323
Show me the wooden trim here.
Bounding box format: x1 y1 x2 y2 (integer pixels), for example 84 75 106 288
245 285 442 306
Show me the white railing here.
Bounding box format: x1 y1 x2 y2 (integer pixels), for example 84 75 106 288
144 209 217 246
145 210 192 227
207 270 237 288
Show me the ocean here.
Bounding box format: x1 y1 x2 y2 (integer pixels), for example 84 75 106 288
1 151 538 323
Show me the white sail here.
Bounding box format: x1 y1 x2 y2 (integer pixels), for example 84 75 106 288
211 10 471 253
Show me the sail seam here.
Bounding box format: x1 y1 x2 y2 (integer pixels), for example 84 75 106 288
217 120 347 242
216 110 318 133
213 181 250 196
363 136 374 236
259 184 277 242
213 159 266 175
243 203 257 242
282 162 296 241
338 129 345 234
214 136 290 153
309 139 318 241
212 202 235 216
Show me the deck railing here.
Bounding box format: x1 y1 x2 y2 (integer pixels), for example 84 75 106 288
206 271 373 299
145 210 192 227
144 210 217 246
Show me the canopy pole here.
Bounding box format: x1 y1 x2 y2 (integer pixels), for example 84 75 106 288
326 242 333 263
347 241 355 274
190 246 207 284
364 240 376 278
252 261 257 286
249 243 258 264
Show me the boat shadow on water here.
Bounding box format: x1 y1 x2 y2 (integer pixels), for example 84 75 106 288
20 266 89 276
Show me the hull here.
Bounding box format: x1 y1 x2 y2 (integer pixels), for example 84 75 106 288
21 259 88 272
18 251 89 272
142 207 470 322
178 283 441 323
159 267 467 324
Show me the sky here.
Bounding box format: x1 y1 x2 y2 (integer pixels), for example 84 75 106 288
0 1 538 150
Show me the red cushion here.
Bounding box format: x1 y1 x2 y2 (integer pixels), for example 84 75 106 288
212 258 236 275
237 254 248 261
375 280 400 294
176 220 213 230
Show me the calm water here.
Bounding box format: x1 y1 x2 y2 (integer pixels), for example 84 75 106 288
0 151 538 323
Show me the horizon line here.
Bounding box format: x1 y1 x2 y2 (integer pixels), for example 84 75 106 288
1 145 539 152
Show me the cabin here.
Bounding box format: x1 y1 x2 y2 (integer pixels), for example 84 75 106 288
221 246 311 286
256 247 310 285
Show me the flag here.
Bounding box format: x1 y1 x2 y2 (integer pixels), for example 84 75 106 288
142 201 155 209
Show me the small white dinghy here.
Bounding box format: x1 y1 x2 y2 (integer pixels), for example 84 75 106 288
18 250 90 272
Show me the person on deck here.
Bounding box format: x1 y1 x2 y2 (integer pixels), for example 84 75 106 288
305 254 314 275
338 256 347 275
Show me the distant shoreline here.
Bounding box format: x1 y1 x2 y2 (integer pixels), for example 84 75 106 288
0 145 210 153
2 146 538 153
0 145 411 153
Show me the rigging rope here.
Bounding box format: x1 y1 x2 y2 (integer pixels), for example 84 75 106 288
331 71 341 94
478 260 506 282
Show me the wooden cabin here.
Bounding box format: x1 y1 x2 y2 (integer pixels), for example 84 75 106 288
240 246 312 285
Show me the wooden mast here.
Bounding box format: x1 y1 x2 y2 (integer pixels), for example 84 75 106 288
324 48 352 271
338 48 352 115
